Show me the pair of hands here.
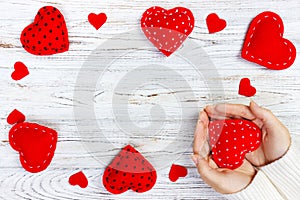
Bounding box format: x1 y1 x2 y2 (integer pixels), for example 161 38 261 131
192 101 291 194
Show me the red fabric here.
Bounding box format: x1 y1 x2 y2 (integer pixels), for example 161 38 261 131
69 171 88 188
11 62 29 81
241 11 296 70
88 13 107 30
20 6 69 56
9 122 58 173
239 78 256 97
169 164 188 182
7 109 26 125
102 145 157 194
209 119 262 169
141 6 194 56
206 13 227 34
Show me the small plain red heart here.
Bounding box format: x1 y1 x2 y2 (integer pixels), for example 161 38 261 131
206 13 227 34
141 6 194 56
69 171 88 188
241 11 296 70
239 78 256 97
88 13 107 30
11 62 29 81
7 109 26 125
9 122 58 173
169 164 188 182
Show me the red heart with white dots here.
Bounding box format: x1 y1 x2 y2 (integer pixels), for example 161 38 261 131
209 119 262 169
141 6 194 56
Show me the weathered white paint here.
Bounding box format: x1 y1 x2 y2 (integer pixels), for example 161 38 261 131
0 0 299 199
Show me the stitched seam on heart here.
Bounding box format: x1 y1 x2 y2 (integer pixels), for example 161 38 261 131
11 124 55 170
244 14 293 67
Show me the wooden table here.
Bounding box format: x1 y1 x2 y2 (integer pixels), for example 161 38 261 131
0 0 299 199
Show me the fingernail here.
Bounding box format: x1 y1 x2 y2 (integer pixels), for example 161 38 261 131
204 105 212 111
251 100 259 108
191 155 199 165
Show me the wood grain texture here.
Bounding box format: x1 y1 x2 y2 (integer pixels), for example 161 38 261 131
0 0 299 199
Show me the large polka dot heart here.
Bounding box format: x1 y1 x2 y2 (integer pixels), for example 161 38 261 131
102 145 157 194
141 6 194 56
20 6 69 56
209 119 262 170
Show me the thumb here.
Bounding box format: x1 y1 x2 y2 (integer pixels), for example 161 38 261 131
249 100 281 128
249 100 290 139
191 154 223 184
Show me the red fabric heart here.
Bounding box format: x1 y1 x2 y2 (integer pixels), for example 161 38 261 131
241 11 296 70
20 6 69 56
88 13 107 30
7 109 26 125
69 171 88 188
11 62 29 81
239 78 256 97
9 122 58 173
102 145 157 194
141 6 194 56
169 164 188 182
209 119 262 169
206 13 227 34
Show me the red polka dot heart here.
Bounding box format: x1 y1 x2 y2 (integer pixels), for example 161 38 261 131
141 6 195 56
20 6 69 56
209 119 262 169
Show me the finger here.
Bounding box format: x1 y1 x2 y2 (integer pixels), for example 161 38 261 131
245 145 266 166
250 101 280 126
194 155 223 183
193 111 209 155
205 105 230 120
249 100 291 159
215 104 256 120
199 110 209 126
236 159 256 176
195 156 244 194
208 155 219 169
252 118 264 129
249 101 289 135
205 104 256 120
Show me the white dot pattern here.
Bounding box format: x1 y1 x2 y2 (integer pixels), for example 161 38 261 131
209 119 262 170
141 6 195 56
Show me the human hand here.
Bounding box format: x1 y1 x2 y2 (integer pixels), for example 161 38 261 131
192 111 256 194
204 101 291 167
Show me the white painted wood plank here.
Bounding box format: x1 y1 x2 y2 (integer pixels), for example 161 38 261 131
0 0 299 199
